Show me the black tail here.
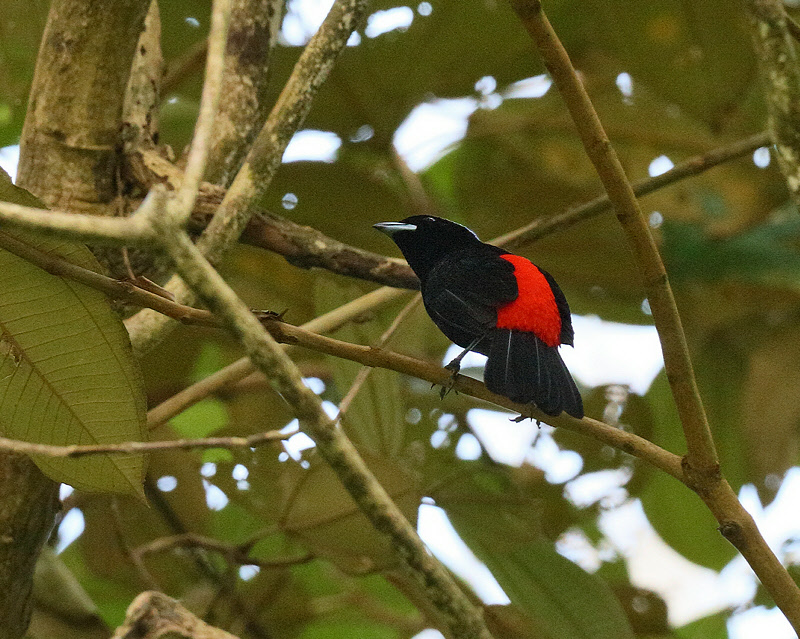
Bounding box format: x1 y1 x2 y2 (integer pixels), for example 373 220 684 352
483 329 583 418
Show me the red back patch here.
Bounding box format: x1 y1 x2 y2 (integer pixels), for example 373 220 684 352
496 255 562 347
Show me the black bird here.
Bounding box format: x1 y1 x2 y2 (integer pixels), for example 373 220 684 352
374 215 583 418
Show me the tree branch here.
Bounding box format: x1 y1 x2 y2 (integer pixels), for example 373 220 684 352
747 0 800 204
493 132 771 249
133 532 313 569
111 591 240 639
125 0 372 356
509 0 716 471
204 0 283 187
0 201 156 245
0 430 287 459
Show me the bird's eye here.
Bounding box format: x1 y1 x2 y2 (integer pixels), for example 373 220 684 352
424 216 436 222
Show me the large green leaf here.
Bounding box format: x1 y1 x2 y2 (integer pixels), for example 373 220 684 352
279 452 423 574
440 464 632 639
639 371 736 570
0 169 147 494
579 0 756 128
476 538 635 639
315 275 407 458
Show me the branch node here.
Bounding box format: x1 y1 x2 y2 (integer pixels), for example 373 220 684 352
719 521 746 549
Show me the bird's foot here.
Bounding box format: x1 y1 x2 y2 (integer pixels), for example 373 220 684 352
510 406 540 425
434 358 462 399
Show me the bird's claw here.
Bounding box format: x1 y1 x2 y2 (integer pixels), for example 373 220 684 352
434 358 462 399
510 406 539 425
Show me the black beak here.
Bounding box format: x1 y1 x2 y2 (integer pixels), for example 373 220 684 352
373 221 418 236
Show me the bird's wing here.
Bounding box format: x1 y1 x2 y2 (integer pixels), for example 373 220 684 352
422 248 518 348
539 268 574 346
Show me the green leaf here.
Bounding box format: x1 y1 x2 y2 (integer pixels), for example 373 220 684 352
441 465 632 639
279 453 422 574
315 276 407 458
0 168 147 495
639 371 735 569
675 611 729 639
477 539 635 639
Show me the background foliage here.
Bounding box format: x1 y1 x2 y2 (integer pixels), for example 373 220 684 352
2 0 800 637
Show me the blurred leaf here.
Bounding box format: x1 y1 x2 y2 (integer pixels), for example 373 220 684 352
0 169 147 494
436 464 547 548
442 464 632 638
279 453 422 574
674 611 729 639
32 546 107 635
579 0 756 127
475 539 634 639
267 0 542 143
663 215 800 288
693 333 749 492
267 157 408 260
639 372 736 569
613 585 670 636
484 604 548 639
59 540 139 629
169 398 229 438
0 1 48 147
315 276 406 458
740 330 800 502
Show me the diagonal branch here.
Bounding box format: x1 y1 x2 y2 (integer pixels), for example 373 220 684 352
493 132 770 249
511 0 716 474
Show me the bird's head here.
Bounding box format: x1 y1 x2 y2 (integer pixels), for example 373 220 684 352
373 215 482 281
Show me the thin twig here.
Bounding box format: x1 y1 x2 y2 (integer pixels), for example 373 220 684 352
171 0 233 225
493 132 771 249
133 532 314 569
338 294 422 419
0 430 287 458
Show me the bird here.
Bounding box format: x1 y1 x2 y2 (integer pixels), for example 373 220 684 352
374 215 583 419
